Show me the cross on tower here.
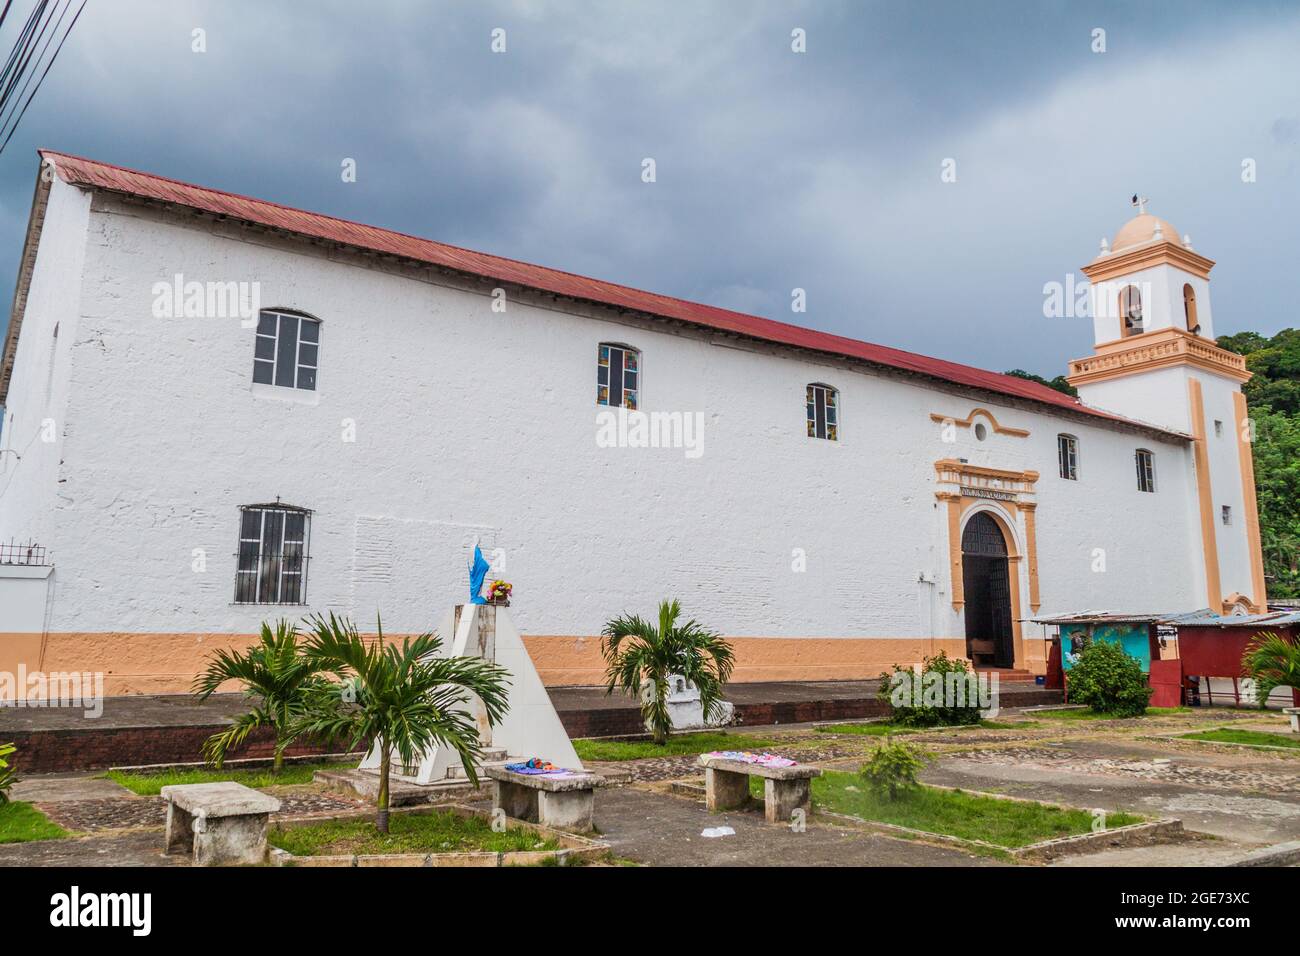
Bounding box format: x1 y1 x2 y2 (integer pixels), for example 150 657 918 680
1130 194 1149 215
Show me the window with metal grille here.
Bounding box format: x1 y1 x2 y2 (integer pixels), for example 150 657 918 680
596 343 639 409
1135 449 1156 493
1057 434 1078 480
806 383 838 440
253 310 320 390
234 504 311 604
1221 505 1232 526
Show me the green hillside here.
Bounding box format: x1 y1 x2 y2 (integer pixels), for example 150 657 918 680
1218 329 1300 598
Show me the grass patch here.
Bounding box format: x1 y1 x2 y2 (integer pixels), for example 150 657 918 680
103 760 352 796
572 731 781 761
1181 728 1300 750
806 770 1143 848
268 809 558 856
816 719 1032 735
1035 706 1190 722
814 723 918 736
0 801 70 844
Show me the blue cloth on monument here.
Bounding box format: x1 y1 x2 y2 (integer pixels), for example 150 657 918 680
469 545 490 605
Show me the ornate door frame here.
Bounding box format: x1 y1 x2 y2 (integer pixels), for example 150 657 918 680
935 459 1041 668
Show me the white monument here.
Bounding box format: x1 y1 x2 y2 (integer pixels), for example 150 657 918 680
359 601 583 786
656 675 736 731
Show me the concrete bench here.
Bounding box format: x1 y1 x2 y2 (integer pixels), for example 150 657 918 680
698 755 821 823
484 766 603 832
160 781 281 866
1285 707 1300 734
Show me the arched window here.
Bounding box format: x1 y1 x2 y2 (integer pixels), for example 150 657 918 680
597 343 639 410
1057 434 1078 480
1183 283 1199 334
253 309 320 391
1119 285 1144 337
234 502 312 604
806 383 838 440
1135 449 1156 493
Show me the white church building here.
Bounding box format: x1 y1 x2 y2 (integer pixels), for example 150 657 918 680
0 151 1267 695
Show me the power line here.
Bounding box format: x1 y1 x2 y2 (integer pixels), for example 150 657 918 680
0 0 87 159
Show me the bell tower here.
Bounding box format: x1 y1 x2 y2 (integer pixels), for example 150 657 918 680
1066 199 1266 614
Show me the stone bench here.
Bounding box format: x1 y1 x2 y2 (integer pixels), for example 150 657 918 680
484 766 603 832
160 781 281 866
698 755 822 823
1285 707 1300 734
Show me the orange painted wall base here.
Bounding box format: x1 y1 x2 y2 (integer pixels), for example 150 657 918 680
0 632 969 696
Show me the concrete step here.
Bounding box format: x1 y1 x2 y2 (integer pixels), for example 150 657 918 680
315 768 475 806
445 757 515 781
386 746 509 777
975 668 1037 683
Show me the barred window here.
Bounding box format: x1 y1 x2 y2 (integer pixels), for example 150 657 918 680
597 343 639 409
1135 449 1156 493
1057 434 1078 480
253 310 320 391
806 383 838 440
235 504 311 604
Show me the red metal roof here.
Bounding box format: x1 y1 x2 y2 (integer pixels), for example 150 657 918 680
39 149 1177 433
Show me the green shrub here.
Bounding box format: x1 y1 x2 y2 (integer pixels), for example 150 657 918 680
0 743 16 803
860 738 930 800
879 651 984 727
1066 640 1151 717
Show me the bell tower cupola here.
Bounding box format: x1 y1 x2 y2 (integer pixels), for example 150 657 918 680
1080 196 1216 346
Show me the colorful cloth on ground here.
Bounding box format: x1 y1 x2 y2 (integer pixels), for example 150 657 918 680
704 750 797 768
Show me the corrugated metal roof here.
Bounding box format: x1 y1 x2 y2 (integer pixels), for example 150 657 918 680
1166 610 1300 628
1034 609 1226 626
30 150 1190 435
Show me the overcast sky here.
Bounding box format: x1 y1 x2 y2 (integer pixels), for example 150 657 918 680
1 0 1298 376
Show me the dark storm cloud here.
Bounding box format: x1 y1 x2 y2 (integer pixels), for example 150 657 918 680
0 0 1296 379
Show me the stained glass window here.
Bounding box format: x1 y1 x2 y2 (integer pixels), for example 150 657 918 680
806 384 838 440
597 344 640 409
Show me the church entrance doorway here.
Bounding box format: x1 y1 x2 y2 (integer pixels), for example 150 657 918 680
961 512 1014 668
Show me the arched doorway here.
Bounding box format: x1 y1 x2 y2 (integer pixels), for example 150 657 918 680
962 512 1014 667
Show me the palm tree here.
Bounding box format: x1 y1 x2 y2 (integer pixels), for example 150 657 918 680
601 599 735 746
193 620 331 773
295 612 511 833
0 742 16 803
1243 631 1300 707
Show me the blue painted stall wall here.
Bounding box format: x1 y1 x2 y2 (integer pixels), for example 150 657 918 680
1061 623 1151 673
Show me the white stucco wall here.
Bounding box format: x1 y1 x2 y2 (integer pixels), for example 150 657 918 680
1194 369 1253 601
0 188 1220 658
0 176 93 554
